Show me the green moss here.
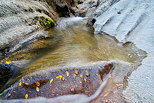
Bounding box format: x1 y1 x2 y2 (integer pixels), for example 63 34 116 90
39 18 56 28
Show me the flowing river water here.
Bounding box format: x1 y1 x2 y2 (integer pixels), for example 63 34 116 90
2 18 145 74
0 17 146 102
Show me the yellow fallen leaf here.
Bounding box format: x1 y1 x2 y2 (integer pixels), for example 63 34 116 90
36 87 40 92
92 62 96 64
80 74 83 78
18 82 22 86
74 70 79 75
5 61 11 64
50 79 54 83
85 70 90 77
65 71 69 76
61 77 65 81
25 94 29 99
73 74 76 78
56 75 63 79
35 82 40 87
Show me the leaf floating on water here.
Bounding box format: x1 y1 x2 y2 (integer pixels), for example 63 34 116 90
5 61 11 64
36 87 40 92
25 94 29 99
92 62 96 64
50 79 54 83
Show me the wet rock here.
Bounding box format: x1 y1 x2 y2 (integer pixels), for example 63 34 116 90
0 47 10 59
0 64 13 90
74 0 99 17
0 63 22 92
55 4 70 17
1 63 114 99
42 0 79 17
0 75 109 103
0 60 135 103
9 30 49 53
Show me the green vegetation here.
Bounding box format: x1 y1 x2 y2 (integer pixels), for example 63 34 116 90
39 18 56 28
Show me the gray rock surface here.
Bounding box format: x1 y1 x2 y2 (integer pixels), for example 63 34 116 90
74 0 99 16
93 0 154 102
0 0 53 51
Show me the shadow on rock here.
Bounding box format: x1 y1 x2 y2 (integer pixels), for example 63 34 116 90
0 63 21 92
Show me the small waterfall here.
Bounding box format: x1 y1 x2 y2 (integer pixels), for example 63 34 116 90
55 17 85 30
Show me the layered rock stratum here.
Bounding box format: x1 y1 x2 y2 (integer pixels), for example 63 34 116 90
93 0 154 102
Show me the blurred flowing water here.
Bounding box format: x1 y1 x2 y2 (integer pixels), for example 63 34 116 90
1 18 146 77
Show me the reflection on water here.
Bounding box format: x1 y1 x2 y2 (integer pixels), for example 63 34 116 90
1 23 145 76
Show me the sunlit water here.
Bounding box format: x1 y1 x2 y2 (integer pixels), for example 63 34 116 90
1 19 145 77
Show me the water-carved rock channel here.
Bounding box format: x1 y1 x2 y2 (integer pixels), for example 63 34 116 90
0 18 146 103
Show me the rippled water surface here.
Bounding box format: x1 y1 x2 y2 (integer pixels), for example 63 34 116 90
1 22 145 77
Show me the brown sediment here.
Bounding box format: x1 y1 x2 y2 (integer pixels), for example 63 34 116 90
2 63 113 99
